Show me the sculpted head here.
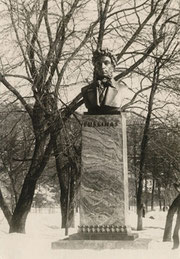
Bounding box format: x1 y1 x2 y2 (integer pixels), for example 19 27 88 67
92 48 117 80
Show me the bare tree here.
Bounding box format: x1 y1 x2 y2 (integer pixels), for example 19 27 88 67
0 0 98 233
163 182 180 249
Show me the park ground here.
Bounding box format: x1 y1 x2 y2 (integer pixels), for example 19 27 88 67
0 207 179 259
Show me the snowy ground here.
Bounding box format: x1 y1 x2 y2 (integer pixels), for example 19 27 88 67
0 208 179 259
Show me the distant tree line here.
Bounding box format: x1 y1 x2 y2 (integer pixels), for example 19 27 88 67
127 117 180 211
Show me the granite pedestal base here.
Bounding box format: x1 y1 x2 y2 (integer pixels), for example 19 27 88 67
51 237 151 250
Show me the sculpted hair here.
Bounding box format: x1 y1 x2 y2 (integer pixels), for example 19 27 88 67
92 48 117 68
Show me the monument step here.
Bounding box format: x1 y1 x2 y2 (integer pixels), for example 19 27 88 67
51 237 152 250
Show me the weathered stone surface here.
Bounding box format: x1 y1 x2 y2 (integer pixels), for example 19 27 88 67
80 114 129 228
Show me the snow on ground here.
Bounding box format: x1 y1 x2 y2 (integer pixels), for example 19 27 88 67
0 208 179 259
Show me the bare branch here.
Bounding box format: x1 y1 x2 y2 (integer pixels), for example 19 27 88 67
4 74 33 83
0 73 33 117
97 0 111 49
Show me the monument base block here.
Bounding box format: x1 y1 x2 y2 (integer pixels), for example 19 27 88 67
51 237 151 250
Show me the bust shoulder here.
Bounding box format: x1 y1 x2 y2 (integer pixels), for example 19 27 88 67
112 79 127 90
81 82 95 92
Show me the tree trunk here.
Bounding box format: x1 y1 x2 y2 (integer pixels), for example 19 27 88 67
0 189 12 225
52 135 68 228
9 138 53 233
9 177 36 233
172 208 180 249
68 167 75 228
137 172 143 230
58 167 75 229
65 166 75 235
157 184 162 211
136 63 159 230
151 179 155 211
60 184 69 229
52 135 75 229
163 194 180 241
137 207 143 230
145 178 148 212
163 198 166 210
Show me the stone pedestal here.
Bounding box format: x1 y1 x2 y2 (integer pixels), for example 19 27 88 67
75 114 136 240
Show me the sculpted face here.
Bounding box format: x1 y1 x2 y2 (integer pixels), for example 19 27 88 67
94 55 115 79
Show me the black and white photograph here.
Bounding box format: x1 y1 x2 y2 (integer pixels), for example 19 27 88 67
0 1 179 258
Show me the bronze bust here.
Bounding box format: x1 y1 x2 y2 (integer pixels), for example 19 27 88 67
81 48 127 115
